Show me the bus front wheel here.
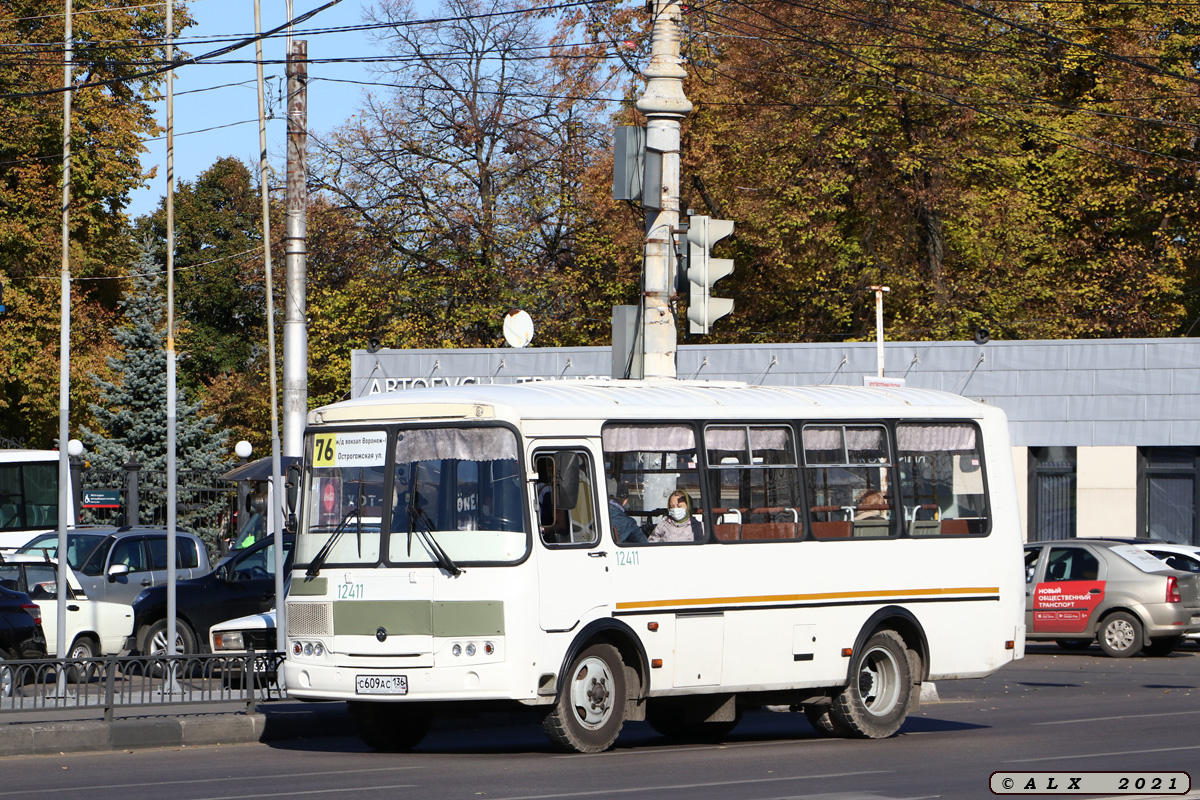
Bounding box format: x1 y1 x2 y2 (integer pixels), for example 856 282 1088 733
349 701 432 752
830 630 912 739
543 643 627 753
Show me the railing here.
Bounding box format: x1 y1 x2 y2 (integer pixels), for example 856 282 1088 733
0 651 286 722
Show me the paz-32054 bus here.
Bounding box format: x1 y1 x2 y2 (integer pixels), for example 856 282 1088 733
282 381 1025 753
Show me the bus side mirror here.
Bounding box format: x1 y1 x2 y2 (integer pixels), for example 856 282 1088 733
554 452 581 509
285 463 301 516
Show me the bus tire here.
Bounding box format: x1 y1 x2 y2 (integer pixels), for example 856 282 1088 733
804 704 853 737
830 630 912 739
349 701 432 752
542 643 626 753
1098 611 1142 658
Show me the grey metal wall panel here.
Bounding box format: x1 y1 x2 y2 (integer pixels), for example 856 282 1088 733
1071 395 1145 421
349 338 1200 448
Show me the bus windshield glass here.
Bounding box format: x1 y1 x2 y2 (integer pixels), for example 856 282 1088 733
298 430 388 568
387 426 527 565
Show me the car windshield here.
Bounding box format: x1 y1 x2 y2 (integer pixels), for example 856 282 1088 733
15 532 105 571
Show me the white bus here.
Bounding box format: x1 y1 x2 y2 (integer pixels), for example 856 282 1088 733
282 381 1025 753
0 450 76 552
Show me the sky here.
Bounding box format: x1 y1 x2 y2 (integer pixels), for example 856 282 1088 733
128 0 413 219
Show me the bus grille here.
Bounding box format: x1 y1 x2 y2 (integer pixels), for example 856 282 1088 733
287 602 333 637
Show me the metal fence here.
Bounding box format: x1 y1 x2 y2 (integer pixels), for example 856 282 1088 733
0 652 286 722
79 465 238 551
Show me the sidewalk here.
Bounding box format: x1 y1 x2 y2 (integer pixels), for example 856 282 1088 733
0 700 355 757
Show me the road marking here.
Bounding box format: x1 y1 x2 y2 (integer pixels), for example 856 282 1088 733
1007 744 1200 762
484 771 892 800
1032 709 1200 725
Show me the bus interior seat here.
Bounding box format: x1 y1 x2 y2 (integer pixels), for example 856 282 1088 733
909 519 942 536
852 519 891 537
940 518 970 535
811 520 851 539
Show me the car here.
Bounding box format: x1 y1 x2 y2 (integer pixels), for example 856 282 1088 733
0 553 133 658
16 527 212 606
209 609 281 688
0 584 46 696
1130 542 1200 643
1024 539 1200 657
130 535 292 656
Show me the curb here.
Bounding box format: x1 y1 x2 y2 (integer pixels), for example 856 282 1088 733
0 705 354 757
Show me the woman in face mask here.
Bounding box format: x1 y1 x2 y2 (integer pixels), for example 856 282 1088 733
648 490 704 543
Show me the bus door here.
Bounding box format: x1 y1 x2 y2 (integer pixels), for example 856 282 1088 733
1029 545 1106 634
534 447 609 631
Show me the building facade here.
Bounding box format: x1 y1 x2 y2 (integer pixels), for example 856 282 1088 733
349 338 1200 546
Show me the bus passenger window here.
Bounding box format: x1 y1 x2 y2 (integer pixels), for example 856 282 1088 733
896 423 989 536
602 423 704 544
704 425 801 541
802 425 893 540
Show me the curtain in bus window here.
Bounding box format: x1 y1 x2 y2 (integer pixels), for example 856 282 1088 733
896 422 988 536
395 428 517 462
602 424 695 453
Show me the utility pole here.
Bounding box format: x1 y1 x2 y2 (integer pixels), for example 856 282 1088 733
283 40 308 458
870 285 889 377
55 0 73 672
635 0 691 380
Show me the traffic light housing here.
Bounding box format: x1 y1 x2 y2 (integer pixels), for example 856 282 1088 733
686 215 734 334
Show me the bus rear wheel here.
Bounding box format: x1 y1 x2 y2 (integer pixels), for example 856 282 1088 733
830 630 912 739
543 643 626 753
349 701 432 752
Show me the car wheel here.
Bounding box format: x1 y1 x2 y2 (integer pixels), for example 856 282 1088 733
349 701 432 752
65 636 100 682
1143 636 1183 657
1054 639 1093 651
0 650 12 698
829 630 913 738
542 643 626 753
145 619 197 656
1098 611 1142 658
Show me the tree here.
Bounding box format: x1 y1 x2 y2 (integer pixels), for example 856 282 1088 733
673 0 1200 343
0 0 193 443
79 239 230 545
312 0 618 348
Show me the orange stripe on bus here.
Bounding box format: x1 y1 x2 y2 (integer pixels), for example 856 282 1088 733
615 587 1000 611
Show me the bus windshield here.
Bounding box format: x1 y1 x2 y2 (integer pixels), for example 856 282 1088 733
297 426 528 570
387 427 526 565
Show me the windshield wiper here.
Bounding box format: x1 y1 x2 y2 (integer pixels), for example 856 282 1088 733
407 494 463 576
305 505 361 578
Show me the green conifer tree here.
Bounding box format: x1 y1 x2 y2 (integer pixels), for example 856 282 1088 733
80 239 231 546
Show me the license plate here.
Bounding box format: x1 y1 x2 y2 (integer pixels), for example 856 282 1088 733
355 675 408 695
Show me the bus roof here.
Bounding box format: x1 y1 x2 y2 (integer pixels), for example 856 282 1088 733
0 449 60 464
310 380 1004 426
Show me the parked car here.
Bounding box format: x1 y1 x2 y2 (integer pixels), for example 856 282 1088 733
1024 539 1200 657
0 553 133 658
130 535 292 656
16 527 211 606
1131 542 1200 644
0 584 46 696
209 609 280 688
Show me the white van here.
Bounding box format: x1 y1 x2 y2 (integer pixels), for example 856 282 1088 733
0 450 77 552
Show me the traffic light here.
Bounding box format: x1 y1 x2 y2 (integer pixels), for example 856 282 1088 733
686 215 734 334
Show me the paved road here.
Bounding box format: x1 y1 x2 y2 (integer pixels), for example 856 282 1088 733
1 644 1197 800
